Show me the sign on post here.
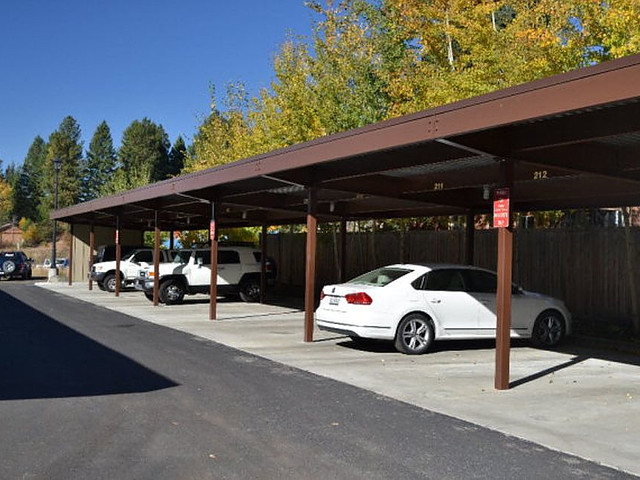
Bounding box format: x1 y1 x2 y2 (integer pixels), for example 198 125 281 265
493 187 510 228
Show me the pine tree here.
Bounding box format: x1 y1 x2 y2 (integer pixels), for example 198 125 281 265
110 118 170 191
84 121 116 200
167 136 187 177
13 136 47 221
43 116 83 218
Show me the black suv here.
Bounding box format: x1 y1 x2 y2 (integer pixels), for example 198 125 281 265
0 251 33 280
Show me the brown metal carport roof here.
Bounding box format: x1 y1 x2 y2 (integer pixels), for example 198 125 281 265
53 54 640 390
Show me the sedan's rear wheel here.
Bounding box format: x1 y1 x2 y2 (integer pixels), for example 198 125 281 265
394 314 434 355
531 311 565 348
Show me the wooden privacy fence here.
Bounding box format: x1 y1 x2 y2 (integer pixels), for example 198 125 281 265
267 228 640 322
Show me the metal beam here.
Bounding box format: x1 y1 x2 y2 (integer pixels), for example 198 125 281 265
153 210 160 307
209 201 218 320
517 144 640 185
260 224 267 304
115 215 121 298
304 187 318 343
495 160 514 390
88 224 94 291
511 101 640 153
68 224 74 286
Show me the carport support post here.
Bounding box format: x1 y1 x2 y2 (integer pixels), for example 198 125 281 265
339 218 347 283
304 187 318 343
68 224 74 285
89 224 94 290
153 210 160 306
115 215 121 297
260 224 267 304
465 212 475 265
495 160 514 390
209 202 218 320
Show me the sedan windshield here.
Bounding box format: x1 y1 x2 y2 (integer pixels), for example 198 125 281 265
348 267 413 286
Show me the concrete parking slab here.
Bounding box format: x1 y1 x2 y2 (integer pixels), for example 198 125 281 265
38 282 640 476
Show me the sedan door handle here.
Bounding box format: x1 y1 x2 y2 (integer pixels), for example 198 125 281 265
429 299 441 304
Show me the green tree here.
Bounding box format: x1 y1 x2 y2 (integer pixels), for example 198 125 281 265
108 118 170 192
84 121 117 200
307 0 397 132
577 0 640 61
13 136 47 221
167 135 187 178
186 84 256 172
187 0 403 173
43 116 83 217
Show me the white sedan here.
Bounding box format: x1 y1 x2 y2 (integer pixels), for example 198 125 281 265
315 264 571 354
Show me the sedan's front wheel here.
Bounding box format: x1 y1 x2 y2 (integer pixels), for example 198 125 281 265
394 314 434 355
531 311 565 348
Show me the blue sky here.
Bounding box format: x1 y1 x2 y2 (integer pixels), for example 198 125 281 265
0 0 313 167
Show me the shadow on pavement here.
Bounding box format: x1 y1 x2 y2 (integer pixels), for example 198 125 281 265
335 337 532 354
0 288 178 401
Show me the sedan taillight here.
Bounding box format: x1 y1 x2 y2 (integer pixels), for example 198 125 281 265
320 291 325 300
345 292 373 305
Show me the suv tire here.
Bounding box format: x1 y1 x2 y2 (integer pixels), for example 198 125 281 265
2 260 16 278
239 279 261 303
160 279 185 305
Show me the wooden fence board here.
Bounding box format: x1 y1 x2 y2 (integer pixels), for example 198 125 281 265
267 228 639 321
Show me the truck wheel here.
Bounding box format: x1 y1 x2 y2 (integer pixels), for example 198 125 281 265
160 280 185 305
103 273 119 293
239 280 261 303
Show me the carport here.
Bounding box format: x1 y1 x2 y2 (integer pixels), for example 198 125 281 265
52 54 640 390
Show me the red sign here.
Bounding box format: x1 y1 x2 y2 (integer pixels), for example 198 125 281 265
209 220 216 240
493 187 510 228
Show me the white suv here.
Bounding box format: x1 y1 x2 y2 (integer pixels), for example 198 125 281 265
135 246 275 304
91 249 175 292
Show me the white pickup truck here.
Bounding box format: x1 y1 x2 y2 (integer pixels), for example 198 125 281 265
91 248 175 292
134 246 276 304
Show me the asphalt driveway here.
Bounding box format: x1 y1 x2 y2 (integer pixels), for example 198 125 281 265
3 281 637 478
